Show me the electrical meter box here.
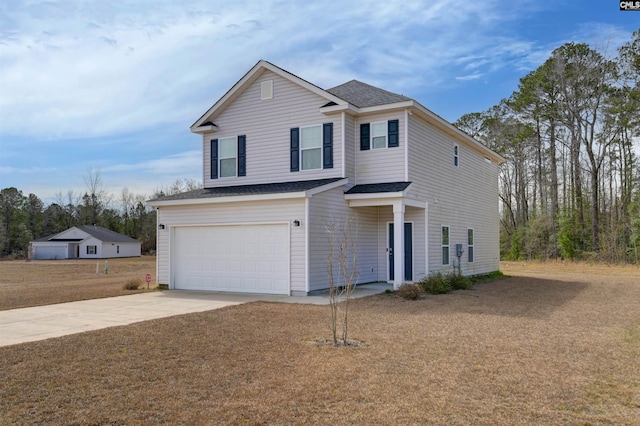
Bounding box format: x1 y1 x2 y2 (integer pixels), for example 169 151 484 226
456 243 464 257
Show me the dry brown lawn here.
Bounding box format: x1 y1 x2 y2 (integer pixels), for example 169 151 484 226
0 256 157 310
1 261 639 424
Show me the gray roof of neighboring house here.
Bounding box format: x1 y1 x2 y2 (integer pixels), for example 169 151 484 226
345 182 412 194
78 225 140 243
150 178 345 202
326 80 412 108
34 226 140 243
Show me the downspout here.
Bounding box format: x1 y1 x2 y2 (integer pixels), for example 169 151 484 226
404 109 410 182
304 197 310 294
424 202 429 276
354 117 358 185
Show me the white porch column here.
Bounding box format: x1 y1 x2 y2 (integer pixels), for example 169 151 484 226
393 202 405 290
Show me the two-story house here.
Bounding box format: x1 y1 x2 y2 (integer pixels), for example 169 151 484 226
148 60 504 295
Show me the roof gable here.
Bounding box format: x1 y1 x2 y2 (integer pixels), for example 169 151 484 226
36 226 140 243
191 60 348 132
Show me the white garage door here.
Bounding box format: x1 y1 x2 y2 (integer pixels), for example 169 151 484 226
34 245 66 260
172 224 289 294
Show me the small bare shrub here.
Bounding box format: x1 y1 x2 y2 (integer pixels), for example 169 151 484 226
123 278 143 290
448 273 472 290
395 283 424 300
418 273 452 294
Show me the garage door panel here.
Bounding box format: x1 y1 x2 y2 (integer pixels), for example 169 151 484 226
173 224 289 294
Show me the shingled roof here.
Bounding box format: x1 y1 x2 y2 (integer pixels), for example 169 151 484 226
150 178 345 202
35 225 139 243
345 182 412 194
326 80 412 108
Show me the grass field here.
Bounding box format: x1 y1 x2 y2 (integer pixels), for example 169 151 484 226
0 256 157 310
0 260 638 424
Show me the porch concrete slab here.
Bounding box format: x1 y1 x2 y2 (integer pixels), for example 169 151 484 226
0 283 391 347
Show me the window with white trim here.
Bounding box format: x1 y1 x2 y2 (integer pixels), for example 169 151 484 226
467 228 474 263
87 245 97 255
371 121 387 149
300 125 322 170
219 136 237 178
454 144 459 167
442 226 450 265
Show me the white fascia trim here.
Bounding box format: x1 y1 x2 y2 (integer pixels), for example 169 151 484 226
358 100 415 114
345 191 406 201
346 195 426 209
149 192 307 207
191 124 218 135
319 104 358 114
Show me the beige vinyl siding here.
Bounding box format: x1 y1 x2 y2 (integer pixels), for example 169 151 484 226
202 70 343 187
407 115 500 275
156 198 306 292
307 188 378 291
355 112 405 184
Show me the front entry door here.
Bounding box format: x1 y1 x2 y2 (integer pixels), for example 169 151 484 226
389 223 413 281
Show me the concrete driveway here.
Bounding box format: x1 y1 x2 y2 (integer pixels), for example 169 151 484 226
0 284 390 347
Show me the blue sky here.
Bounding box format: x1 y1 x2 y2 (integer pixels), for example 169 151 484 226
0 0 638 203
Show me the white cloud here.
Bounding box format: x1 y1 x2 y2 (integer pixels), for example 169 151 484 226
456 73 483 81
0 0 557 141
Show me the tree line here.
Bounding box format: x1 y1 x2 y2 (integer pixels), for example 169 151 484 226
0 170 201 258
455 29 640 262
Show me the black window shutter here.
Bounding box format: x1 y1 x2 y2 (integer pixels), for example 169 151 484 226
388 119 399 147
86 246 89 255
237 135 246 176
323 123 333 169
210 139 218 179
360 123 370 150
290 128 299 172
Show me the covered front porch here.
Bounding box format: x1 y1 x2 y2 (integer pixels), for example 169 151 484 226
345 183 428 289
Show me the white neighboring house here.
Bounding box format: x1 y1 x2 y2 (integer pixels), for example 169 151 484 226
30 225 141 260
149 60 505 296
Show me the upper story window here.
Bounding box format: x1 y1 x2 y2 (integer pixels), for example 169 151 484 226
300 125 322 170
371 121 387 149
210 136 246 179
219 137 237 177
290 123 333 172
454 143 459 167
360 119 399 150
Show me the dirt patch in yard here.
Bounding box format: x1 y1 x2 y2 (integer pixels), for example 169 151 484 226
0 262 638 424
0 257 157 310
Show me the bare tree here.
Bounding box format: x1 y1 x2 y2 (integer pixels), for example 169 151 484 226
326 215 359 346
82 167 111 225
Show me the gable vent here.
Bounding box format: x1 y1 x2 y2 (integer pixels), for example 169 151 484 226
261 80 273 100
